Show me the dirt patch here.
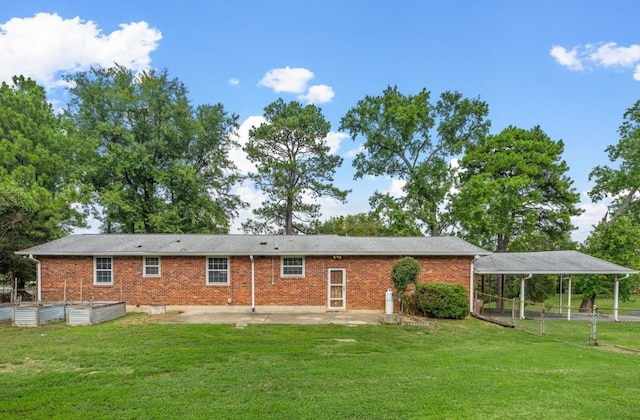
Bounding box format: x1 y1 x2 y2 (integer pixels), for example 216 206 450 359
115 311 183 325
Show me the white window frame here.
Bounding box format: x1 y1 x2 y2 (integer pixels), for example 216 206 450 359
206 256 230 286
281 256 305 277
143 256 161 277
94 256 113 285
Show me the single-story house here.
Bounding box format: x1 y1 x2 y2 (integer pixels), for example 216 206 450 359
15 234 491 313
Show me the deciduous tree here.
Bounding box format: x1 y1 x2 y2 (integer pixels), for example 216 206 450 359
243 99 348 234
65 65 243 233
576 216 640 310
590 100 640 224
312 211 421 237
340 86 490 236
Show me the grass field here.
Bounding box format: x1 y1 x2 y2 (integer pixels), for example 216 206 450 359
1 314 639 419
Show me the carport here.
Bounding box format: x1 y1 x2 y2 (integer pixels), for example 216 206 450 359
472 250 638 320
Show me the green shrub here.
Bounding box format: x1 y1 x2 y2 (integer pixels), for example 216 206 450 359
391 257 421 313
414 282 469 319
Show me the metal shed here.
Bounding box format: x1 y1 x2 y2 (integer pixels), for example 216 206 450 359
473 251 638 320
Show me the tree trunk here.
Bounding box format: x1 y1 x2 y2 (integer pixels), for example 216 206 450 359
496 235 509 253
579 294 596 313
285 216 292 235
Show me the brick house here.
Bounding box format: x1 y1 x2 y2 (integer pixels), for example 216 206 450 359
15 234 490 313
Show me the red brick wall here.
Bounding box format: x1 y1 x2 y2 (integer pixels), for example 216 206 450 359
39 254 472 311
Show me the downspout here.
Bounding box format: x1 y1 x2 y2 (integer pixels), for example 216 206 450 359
29 255 41 304
470 256 479 313
614 274 629 322
250 255 255 312
519 274 532 320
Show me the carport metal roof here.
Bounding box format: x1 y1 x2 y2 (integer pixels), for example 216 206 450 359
473 250 638 275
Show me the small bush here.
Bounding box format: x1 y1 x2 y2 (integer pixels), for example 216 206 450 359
414 282 469 319
391 257 421 314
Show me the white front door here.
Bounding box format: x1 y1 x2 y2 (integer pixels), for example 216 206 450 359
327 269 346 310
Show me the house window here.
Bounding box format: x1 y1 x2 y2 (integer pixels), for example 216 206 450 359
207 257 229 285
94 257 113 285
281 256 304 277
143 257 161 277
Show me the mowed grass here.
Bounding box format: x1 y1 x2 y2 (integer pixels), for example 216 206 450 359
543 293 640 311
1 315 639 419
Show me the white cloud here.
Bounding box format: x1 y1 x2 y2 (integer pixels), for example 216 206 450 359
388 179 406 198
344 144 364 158
229 181 267 233
324 131 347 155
588 42 640 67
297 84 334 104
550 45 584 71
0 13 161 89
229 78 240 86
569 191 612 243
551 41 640 81
258 66 314 93
229 115 266 175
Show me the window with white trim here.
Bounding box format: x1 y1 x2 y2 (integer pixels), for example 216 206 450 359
281 256 305 277
94 257 113 285
143 257 161 277
207 257 229 285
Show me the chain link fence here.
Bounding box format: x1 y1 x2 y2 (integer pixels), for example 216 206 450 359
473 293 640 351
1 280 36 304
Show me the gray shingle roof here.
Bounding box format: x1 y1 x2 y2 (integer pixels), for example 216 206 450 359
16 234 491 257
473 250 638 275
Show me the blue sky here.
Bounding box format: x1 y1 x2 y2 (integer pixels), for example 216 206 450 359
2 1 640 242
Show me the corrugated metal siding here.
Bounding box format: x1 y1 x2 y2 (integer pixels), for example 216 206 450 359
66 306 91 325
66 302 125 326
38 305 65 325
0 304 12 322
13 307 38 326
92 302 125 324
12 305 65 326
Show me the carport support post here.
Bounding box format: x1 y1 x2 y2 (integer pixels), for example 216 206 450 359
519 274 531 320
519 277 525 319
559 275 563 314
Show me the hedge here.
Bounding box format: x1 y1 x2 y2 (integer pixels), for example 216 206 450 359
414 282 469 319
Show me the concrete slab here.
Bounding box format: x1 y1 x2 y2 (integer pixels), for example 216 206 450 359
156 311 382 325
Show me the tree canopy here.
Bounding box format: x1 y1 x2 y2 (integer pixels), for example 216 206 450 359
65 65 243 233
243 99 348 234
590 99 640 225
0 76 86 283
340 86 490 236
312 212 421 237
451 126 581 252
577 216 640 309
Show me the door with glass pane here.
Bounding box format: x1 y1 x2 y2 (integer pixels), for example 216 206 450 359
327 269 346 310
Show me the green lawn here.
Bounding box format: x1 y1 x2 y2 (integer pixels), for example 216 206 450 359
1 315 639 419
544 293 640 311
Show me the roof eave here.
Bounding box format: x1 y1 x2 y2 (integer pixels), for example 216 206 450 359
474 270 638 275
17 251 486 257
